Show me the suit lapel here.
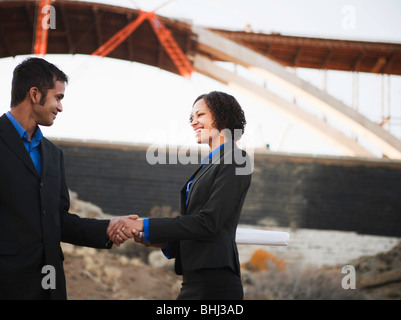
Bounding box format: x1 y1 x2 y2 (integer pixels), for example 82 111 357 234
183 142 235 211
40 138 49 179
179 142 237 214
180 164 205 213
0 114 39 179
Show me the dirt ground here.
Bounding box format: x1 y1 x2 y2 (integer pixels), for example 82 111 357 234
63 244 182 300
64 242 181 300
63 191 401 300
62 240 401 300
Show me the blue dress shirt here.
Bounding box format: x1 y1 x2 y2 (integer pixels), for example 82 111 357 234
6 111 43 176
185 142 225 204
143 142 227 256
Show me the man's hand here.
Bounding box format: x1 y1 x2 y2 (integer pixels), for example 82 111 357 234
107 215 139 246
114 218 144 244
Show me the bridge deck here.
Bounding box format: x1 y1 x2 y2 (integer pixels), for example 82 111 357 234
1 0 400 75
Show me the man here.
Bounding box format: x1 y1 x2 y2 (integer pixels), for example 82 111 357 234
0 57 134 300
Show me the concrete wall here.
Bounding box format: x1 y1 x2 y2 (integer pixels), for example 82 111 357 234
55 139 401 238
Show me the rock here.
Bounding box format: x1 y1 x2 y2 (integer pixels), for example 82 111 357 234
359 268 401 289
103 266 122 285
68 190 107 219
347 240 401 299
148 250 174 269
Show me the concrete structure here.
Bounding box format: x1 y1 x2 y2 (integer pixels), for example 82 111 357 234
193 27 401 159
54 139 401 238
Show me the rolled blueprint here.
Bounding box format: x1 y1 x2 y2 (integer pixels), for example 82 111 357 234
236 227 290 246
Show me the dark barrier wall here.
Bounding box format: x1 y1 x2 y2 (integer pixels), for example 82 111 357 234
56 139 401 237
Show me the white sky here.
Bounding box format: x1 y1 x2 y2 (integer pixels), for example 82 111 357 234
1 0 401 157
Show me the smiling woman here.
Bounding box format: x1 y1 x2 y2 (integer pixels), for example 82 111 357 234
120 90 253 300
190 91 246 148
190 98 218 146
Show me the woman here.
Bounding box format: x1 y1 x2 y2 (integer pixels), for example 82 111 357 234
121 91 252 300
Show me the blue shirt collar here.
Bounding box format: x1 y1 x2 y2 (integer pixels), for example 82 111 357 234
201 142 227 165
6 111 43 145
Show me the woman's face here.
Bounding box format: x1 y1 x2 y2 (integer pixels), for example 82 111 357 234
190 98 219 145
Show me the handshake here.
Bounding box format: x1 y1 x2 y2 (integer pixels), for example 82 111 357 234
106 215 146 247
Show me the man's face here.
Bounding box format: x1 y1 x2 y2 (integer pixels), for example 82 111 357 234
33 80 65 126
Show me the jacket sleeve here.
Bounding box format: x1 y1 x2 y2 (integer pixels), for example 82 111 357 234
162 241 179 259
58 149 112 249
148 162 251 244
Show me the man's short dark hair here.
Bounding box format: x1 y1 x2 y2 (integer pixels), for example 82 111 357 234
11 57 69 107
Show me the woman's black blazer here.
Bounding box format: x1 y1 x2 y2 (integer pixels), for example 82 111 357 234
147 141 252 276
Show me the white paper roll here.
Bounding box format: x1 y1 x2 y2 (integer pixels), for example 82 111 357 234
235 227 290 246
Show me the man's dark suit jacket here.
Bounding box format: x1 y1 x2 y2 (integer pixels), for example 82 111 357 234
148 141 252 276
0 114 111 300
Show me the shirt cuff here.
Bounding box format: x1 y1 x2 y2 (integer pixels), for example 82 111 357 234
143 218 150 243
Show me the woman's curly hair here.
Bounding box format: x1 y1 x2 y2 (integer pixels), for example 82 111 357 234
191 91 246 141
